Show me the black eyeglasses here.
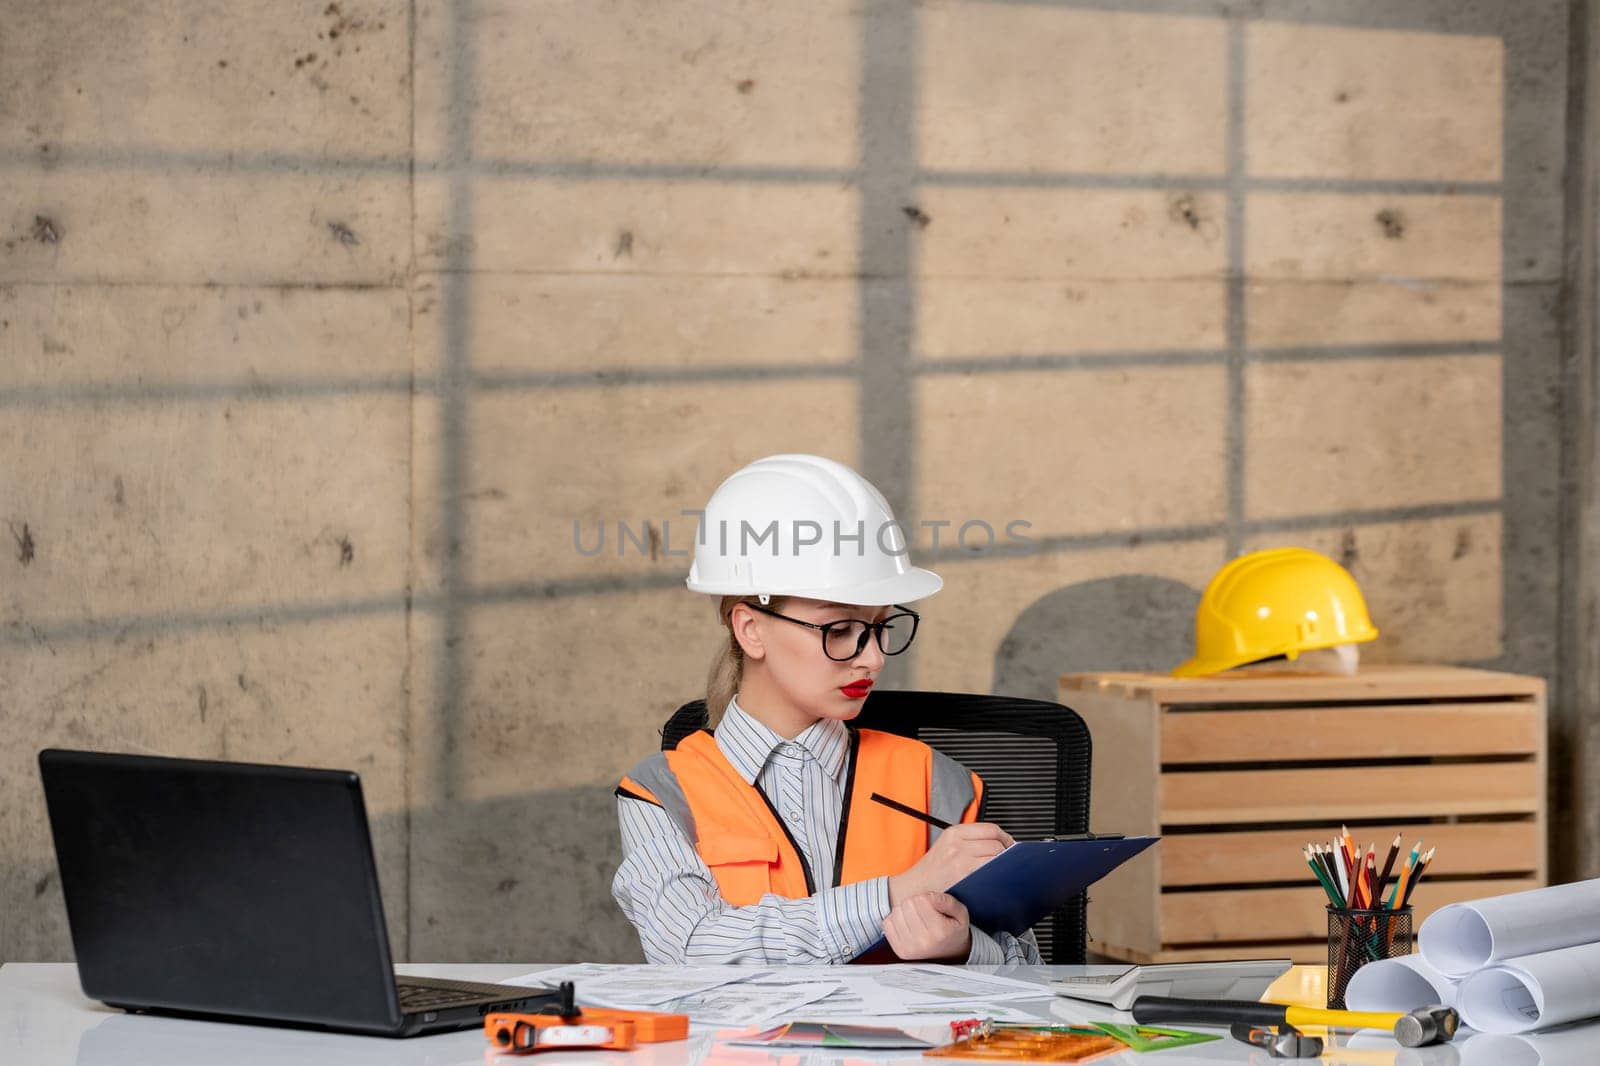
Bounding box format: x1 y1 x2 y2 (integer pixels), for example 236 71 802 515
749 603 921 662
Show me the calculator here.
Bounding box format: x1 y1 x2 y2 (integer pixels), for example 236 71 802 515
1049 960 1293 1012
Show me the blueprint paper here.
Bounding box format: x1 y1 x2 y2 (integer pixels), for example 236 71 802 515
1419 879 1600 977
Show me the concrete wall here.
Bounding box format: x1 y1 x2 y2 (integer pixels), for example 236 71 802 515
1 0 1580 962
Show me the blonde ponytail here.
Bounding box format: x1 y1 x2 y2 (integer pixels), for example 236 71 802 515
705 595 778 727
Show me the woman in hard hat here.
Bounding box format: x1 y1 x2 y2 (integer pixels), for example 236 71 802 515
612 454 1040 965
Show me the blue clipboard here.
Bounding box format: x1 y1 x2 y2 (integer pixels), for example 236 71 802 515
851 835 1159 963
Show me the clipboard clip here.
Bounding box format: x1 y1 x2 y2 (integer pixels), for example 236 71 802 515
1040 833 1126 842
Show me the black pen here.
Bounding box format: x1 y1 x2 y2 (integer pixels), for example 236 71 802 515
870 791 951 830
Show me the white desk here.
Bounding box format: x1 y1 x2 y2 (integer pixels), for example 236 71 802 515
0 962 1589 1065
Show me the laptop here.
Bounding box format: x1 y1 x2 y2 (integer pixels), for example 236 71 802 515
38 749 559 1037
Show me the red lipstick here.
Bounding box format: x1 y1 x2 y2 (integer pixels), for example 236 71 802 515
840 680 873 699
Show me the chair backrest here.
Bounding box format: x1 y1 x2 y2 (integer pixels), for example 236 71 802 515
657 690 1092 963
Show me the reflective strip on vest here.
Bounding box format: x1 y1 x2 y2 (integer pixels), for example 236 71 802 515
617 728 980 906
618 754 697 843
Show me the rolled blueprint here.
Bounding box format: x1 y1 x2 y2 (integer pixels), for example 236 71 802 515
1343 953 1458 1012
1455 941 1600 1034
1419 879 1600 977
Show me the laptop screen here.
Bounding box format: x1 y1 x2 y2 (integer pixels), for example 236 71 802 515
39 749 403 1032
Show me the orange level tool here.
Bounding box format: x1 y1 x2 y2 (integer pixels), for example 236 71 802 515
485 981 689 1055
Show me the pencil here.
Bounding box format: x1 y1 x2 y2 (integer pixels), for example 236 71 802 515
1305 847 1341 906
1374 833 1402 906
1396 841 1424 908
1315 845 1342 904
1387 840 1423 909
869 791 951 830
1401 847 1435 909
1387 860 1410 910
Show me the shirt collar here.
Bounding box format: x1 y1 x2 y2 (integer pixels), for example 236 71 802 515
716 695 851 786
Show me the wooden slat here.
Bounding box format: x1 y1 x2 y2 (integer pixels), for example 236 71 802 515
1161 762 1541 825
1161 703 1540 763
1161 822 1541 886
1070 686 1163 957
1094 941 1329 965
1062 665 1544 705
1160 877 1539 943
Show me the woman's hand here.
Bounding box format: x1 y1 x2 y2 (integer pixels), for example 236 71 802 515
888 822 1013 905
882 892 972 961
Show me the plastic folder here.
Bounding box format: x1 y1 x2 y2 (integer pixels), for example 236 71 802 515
851 835 1159 963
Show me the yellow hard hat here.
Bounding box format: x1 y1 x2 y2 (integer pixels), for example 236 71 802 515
1173 547 1379 677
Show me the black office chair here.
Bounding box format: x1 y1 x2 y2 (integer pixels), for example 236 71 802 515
659 690 1092 963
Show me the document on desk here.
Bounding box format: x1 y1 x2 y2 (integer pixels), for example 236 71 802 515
862 964 1051 1005
727 1022 933 1049
655 981 841 1026
510 964 1049 1025
512 965 839 1026
508 963 747 1006
746 965 1045 1011
740 974 903 1018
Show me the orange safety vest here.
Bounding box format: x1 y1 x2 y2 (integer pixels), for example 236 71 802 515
620 728 982 905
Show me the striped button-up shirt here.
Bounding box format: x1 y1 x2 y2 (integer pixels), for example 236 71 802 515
612 695 1040 965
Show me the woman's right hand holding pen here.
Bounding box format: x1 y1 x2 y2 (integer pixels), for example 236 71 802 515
888 823 1013 907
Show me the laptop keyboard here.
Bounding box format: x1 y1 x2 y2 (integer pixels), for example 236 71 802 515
396 977 534 1012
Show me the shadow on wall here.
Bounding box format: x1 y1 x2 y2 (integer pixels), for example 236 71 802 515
397 783 645 964
993 576 1201 702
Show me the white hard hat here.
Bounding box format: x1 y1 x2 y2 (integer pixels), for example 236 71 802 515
686 454 943 606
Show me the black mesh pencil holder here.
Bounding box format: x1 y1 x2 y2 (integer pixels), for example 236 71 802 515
1326 906 1413 1009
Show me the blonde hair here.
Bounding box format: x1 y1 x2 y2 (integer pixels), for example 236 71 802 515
706 595 782 727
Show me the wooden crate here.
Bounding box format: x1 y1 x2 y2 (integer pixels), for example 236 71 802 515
1060 665 1547 964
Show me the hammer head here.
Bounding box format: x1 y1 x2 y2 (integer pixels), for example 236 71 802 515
1231 1022 1323 1059
1393 1006 1459 1048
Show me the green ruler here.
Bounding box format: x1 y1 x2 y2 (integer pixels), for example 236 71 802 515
1090 1022 1222 1053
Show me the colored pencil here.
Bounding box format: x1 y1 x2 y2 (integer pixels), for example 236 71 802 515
1305 847 1341 906
1386 840 1423 909
1309 845 1326 893
1401 847 1435 909
1322 845 1347 906
1374 833 1402 907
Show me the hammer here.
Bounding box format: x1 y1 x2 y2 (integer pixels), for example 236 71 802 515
1131 996 1459 1048
1231 1022 1323 1059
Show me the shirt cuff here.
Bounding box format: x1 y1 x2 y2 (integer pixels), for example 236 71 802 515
966 927 1007 966
816 875 893 961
